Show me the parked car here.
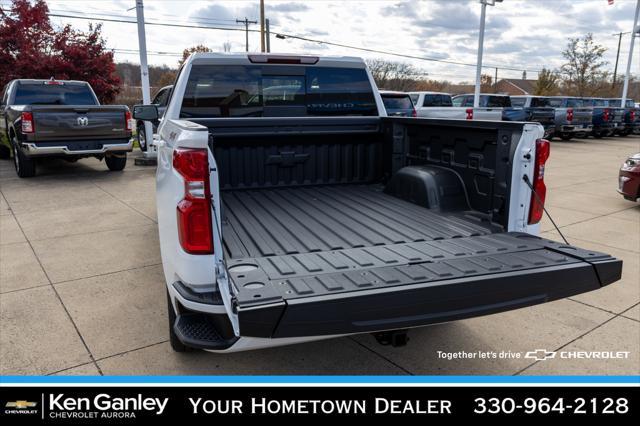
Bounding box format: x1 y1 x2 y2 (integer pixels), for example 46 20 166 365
0 78 132 177
379 91 416 117
134 53 621 353
583 98 625 138
506 95 556 138
451 93 509 120
136 85 172 151
409 91 502 120
605 98 639 136
619 153 640 201
523 96 592 140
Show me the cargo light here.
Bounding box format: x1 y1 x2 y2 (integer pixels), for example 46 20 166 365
21 112 34 133
248 54 319 64
528 138 550 225
173 148 214 254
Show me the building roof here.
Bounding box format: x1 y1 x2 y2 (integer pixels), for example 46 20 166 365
498 79 538 95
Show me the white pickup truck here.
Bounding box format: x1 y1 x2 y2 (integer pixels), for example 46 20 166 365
409 91 503 120
134 53 622 353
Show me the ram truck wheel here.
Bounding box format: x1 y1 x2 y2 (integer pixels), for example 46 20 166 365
12 137 36 178
105 153 127 171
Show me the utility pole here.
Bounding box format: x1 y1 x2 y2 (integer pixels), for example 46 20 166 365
473 0 502 108
135 0 155 163
260 0 265 52
612 31 626 89
494 67 498 93
265 18 271 53
236 17 257 52
621 0 640 107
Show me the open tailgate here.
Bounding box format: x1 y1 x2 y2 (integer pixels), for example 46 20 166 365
228 232 621 338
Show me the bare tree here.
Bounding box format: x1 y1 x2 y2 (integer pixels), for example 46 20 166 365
365 59 424 91
560 33 609 97
534 68 560 96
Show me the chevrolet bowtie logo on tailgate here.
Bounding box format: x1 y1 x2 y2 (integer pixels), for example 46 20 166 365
525 349 557 361
77 116 89 126
266 151 310 167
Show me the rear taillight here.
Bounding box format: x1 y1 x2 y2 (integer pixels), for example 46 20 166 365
603 108 610 122
465 108 473 120
21 112 34 133
411 109 417 118
125 111 133 131
630 110 635 122
566 108 573 122
173 148 213 254
528 138 550 225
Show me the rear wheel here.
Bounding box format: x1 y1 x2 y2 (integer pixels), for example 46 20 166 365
592 130 604 139
105 153 127 171
560 133 573 141
167 291 193 352
12 137 36 178
136 124 147 152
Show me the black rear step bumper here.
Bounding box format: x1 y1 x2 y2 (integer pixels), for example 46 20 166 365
230 233 622 339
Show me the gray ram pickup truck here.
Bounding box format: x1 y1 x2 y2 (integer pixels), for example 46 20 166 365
1 79 133 177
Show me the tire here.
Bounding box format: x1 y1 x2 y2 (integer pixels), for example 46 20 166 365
592 130 604 139
136 124 147 152
105 153 127 171
12 137 36 178
560 133 573 141
167 291 193 352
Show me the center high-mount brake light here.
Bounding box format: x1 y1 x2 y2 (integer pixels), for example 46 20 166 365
173 148 214 254
248 54 319 64
566 108 573 122
21 112 34 133
465 108 473 120
528 138 550 225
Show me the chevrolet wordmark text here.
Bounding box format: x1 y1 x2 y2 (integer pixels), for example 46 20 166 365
132 52 623 353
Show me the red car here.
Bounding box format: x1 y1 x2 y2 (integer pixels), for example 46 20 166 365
619 153 640 201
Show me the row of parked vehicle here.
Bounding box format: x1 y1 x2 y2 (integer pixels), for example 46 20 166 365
379 91 640 141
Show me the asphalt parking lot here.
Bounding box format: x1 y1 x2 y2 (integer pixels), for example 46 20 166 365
1 135 638 376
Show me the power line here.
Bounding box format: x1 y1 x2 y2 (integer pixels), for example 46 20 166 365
29 9 544 74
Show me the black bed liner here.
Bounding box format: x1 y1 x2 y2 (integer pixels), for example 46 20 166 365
222 185 498 259
221 187 622 339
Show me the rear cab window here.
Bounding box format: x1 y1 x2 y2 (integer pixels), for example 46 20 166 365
14 82 98 105
180 64 377 117
510 97 526 107
422 94 452 107
381 94 413 110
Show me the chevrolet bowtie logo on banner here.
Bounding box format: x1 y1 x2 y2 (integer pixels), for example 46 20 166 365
5 401 37 409
524 349 557 361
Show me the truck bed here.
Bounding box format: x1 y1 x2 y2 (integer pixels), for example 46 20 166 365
222 184 498 260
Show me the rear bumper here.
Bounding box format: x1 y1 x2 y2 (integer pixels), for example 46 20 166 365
21 138 133 156
557 124 592 133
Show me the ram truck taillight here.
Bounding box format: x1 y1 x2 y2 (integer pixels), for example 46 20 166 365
528 138 550 225
173 148 214 254
125 110 133 131
566 108 573 122
465 108 473 120
603 108 610 122
21 112 34 133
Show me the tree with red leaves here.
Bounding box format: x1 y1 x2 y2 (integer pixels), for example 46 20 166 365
0 0 120 103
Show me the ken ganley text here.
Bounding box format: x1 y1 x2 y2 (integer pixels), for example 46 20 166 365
190 398 452 415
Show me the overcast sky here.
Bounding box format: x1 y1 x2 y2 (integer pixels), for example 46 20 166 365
8 0 639 83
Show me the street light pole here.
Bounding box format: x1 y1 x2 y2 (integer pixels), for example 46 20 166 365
473 0 501 108
135 0 154 160
621 0 640 107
